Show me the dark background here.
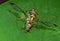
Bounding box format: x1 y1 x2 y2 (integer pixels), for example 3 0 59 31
0 0 8 4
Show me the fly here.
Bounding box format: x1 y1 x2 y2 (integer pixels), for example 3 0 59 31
8 2 57 32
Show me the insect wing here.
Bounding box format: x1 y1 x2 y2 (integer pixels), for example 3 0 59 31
36 18 57 27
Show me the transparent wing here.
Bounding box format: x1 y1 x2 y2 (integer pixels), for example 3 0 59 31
9 2 28 17
35 18 57 27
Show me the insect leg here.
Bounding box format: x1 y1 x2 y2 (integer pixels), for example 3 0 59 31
9 2 28 17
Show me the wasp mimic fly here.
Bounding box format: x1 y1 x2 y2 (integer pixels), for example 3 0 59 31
8 2 57 32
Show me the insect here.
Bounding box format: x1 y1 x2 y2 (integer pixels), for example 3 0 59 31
24 9 37 32
8 2 57 32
